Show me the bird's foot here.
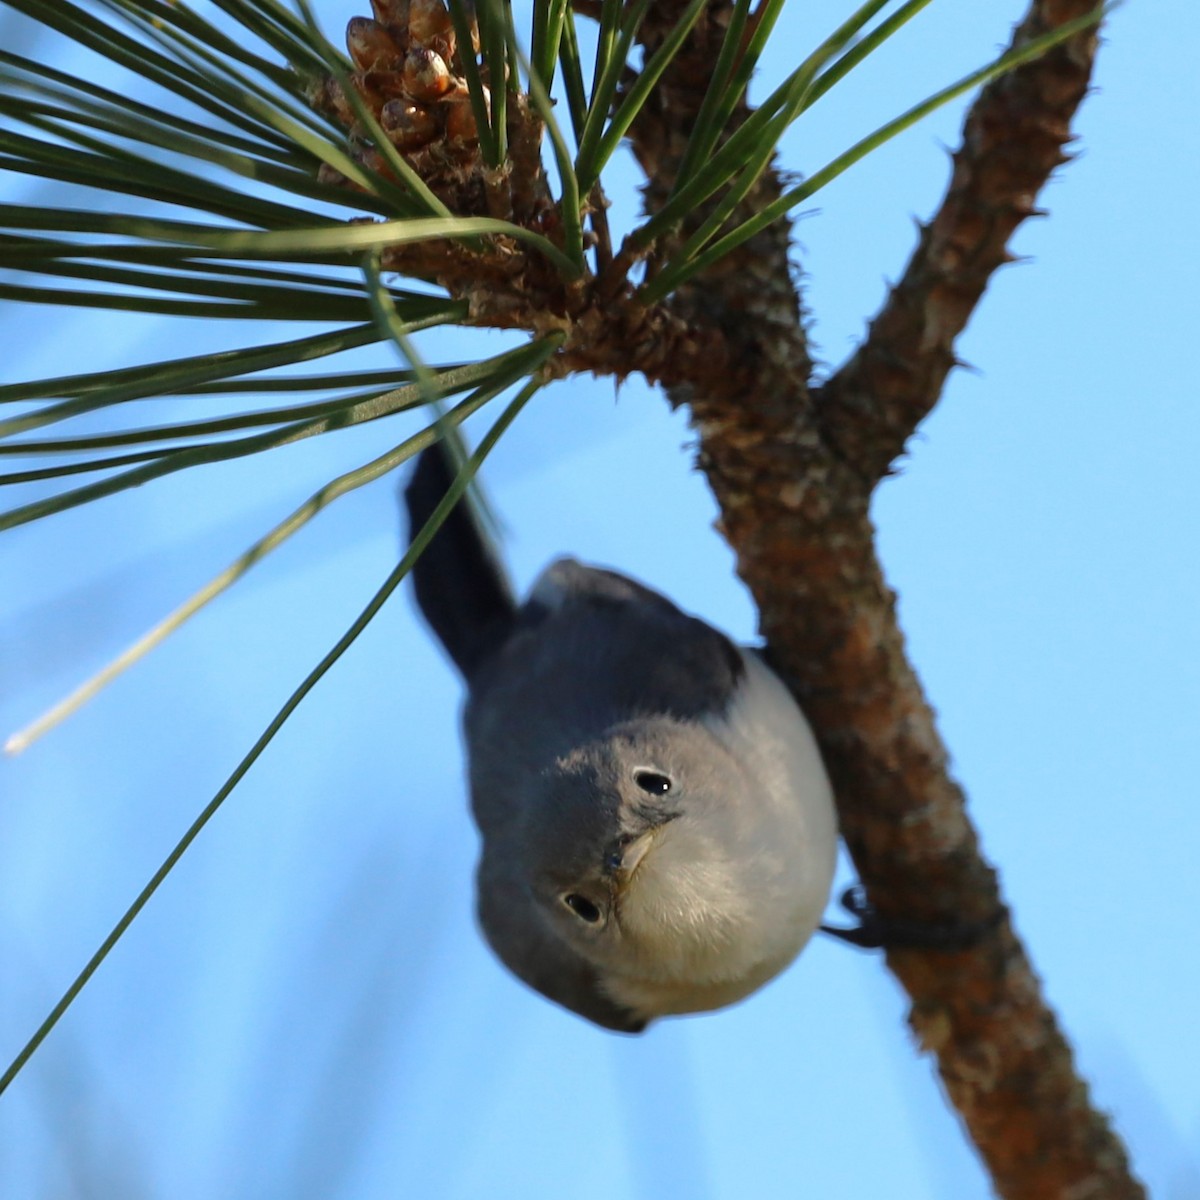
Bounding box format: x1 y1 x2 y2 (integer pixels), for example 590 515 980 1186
819 886 1005 952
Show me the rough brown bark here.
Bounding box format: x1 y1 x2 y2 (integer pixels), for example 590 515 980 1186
621 2 1146 1198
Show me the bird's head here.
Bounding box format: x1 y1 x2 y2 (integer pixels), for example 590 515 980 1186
517 715 819 1019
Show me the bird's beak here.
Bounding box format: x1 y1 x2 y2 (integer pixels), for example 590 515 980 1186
618 828 657 880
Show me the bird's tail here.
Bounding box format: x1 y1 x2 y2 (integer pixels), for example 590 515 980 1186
403 441 517 680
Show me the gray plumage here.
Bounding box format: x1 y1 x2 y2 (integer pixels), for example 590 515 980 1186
405 444 838 1032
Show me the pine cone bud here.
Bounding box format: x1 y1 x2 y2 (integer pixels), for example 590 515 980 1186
408 0 456 60
346 17 404 71
380 98 441 150
369 0 410 39
402 47 454 102
444 88 487 144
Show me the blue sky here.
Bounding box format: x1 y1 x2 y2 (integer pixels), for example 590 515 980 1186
2 2 1198 1197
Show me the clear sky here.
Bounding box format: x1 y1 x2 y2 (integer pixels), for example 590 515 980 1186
2 2 1197 1197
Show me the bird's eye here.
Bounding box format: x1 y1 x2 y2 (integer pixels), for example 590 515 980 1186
634 770 672 795
562 893 602 923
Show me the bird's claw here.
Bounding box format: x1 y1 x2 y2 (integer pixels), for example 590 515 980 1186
819 885 1006 952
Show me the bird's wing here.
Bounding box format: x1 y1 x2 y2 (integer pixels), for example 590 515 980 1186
472 556 747 726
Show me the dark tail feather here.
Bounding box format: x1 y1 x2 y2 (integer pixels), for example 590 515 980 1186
403 443 517 680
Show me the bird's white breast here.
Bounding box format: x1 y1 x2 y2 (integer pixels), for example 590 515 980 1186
604 649 839 1019
707 647 839 895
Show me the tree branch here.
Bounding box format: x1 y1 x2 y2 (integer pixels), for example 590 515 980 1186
817 0 1104 484
623 1 1145 1197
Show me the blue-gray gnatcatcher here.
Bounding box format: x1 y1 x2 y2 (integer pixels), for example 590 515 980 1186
405 445 839 1032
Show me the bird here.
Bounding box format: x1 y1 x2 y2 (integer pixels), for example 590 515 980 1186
403 441 839 1032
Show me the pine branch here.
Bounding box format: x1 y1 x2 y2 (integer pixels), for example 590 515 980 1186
817 0 1104 483
617 0 1145 1197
